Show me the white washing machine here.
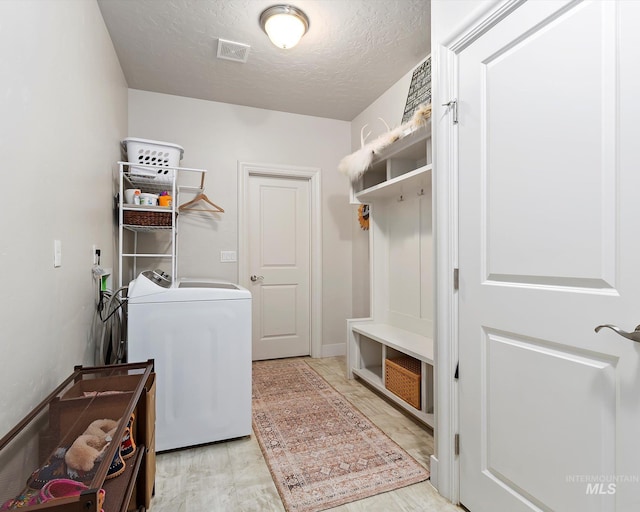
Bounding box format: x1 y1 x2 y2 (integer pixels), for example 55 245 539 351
127 270 252 451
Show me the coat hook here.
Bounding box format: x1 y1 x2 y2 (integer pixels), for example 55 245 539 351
417 188 425 196
398 194 404 202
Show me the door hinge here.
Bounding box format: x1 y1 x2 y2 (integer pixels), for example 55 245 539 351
454 362 459 380
442 98 458 124
455 433 460 456
453 268 459 291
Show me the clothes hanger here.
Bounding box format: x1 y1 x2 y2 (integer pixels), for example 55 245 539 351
178 192 224 213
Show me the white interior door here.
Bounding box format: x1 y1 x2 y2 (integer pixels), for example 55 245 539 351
458 1 640 511
248 174 311 360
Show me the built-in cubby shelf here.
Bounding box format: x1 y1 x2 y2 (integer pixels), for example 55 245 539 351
348 320 434 428
351 366 434 427
356 164 432 202
351 121 432 203
346 114 434 428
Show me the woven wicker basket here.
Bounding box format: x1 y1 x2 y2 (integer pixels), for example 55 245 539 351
385 356 421 409
123 210 172 227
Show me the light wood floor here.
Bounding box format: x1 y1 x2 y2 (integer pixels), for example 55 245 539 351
149 356 462 511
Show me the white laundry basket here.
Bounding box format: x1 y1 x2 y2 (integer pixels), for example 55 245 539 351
121 137 184 185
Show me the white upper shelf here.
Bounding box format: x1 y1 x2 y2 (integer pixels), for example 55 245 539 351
352 120 431 202
355 164 432 202
370 120 431 165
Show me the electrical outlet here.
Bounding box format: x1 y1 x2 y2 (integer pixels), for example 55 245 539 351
220 250 237 262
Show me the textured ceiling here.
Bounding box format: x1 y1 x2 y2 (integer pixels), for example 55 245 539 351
97 0 430 121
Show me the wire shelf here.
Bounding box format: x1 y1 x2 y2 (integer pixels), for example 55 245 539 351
118 162 209 288
123 225 173 233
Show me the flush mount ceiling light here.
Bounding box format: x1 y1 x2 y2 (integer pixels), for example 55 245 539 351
259 4 310 49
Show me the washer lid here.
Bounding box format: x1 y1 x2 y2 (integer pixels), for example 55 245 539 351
128 274 251 303
127 270 172 302
175 278 252 300
178 281 238 289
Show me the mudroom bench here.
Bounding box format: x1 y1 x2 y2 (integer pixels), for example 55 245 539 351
348 320 434 427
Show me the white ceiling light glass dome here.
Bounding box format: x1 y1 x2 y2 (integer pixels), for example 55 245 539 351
259 5 310 49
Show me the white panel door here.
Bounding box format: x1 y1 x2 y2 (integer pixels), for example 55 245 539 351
248 175 310 360
458 1 640 511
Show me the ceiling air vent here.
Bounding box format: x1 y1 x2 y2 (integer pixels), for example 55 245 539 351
217 38 250 63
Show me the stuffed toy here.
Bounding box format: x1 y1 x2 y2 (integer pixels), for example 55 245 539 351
64 419 118 472
64 434 110 472
84 418 119 440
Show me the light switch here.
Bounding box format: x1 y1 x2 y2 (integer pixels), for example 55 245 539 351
54 240 62 268
220 250 237 262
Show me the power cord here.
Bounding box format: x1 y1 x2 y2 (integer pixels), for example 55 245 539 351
92 282 128 366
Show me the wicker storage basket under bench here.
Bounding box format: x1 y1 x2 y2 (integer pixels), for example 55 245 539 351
385 356 421 409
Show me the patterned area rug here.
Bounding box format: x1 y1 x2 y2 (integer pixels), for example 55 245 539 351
252 358 429 512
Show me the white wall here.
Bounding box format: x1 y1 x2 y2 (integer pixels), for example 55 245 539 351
348 58 429 319
0 0 127 437
350 69 416 153
128 90 352 352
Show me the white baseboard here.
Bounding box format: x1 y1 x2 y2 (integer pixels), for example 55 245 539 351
321 343 346 358
430 454 439 490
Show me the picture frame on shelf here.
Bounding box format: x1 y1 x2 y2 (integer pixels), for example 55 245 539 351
402 57 431 124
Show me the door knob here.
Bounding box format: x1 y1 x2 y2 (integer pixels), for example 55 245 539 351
594 323 640 343
250 275 264 282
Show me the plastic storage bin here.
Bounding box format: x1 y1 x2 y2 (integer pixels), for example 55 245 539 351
121 137 184 184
